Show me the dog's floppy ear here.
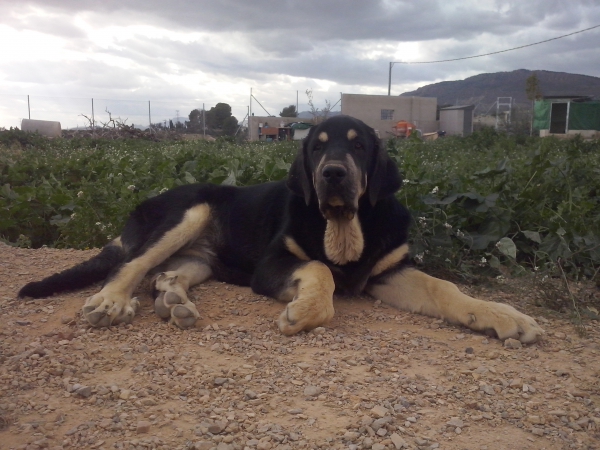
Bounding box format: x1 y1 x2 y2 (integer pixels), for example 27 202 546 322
367 128 402 206
287 135 313 205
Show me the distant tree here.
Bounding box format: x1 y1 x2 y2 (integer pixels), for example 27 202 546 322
280 105 298 117
525 72 543 101
525 73 543 136
306 89 331 124
169 119 174 130
188 108 204 133
222 116 239 136
206 103 232 129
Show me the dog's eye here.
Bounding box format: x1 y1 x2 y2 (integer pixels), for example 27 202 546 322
354 141 363 150
313 144 322 151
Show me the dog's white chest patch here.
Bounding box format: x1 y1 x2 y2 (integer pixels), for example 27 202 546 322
323 216 364 265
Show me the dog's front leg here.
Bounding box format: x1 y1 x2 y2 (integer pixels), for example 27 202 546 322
367 269 544 344
252 255 335 335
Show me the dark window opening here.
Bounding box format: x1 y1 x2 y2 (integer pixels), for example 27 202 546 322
381 109 394 120
549 102 568 134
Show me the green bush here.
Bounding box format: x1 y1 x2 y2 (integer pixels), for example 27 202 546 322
390 131 600 282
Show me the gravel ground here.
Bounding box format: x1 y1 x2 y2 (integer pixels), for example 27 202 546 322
1 242 599 450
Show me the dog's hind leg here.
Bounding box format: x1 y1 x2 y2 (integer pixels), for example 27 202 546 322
82 204 211 327
367 268 544 344
152 256 212 328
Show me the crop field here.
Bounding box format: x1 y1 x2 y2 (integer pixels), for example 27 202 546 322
1 128 599 296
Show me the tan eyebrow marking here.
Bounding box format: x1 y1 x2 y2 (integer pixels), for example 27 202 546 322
347 129 357 140
318 132 328 142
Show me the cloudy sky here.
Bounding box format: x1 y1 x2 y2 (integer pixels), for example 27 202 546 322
1 0 599 129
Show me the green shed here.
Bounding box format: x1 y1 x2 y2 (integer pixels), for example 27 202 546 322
533 95 600 138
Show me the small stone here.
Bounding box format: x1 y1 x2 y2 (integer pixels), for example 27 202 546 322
390 432 406 449
371 417 392 431
504 338 522 349
214 377 228 386
303 385 321 397
446 417 464 428
136 421 151 434
531 427 544 436
312 327 326 335
343 431 360 440
75 386 92 398
370 405 388 418
480 385 495 395
119 389 131 400
208 421 227 434
193 442 212 450
244 389 258 399
372 444 386 450
465 347 474 354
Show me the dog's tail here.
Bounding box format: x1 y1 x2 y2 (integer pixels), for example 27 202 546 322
18 242 125 298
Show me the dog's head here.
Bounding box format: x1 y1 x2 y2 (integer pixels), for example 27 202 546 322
287 115 402 221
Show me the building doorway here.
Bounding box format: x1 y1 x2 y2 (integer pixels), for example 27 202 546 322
549 102 568 134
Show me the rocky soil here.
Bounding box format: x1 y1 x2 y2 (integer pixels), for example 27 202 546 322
1 243 599 450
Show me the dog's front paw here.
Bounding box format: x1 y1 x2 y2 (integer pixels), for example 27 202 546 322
472 302 544 344
82 292 140 327
277 296 334 336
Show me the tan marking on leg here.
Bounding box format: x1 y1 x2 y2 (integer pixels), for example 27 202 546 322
277 261 335 335
347 129 357 140
108 204 211 296
82 204 211 327
371 243 409 276
324 215 364 265
284 236 310 261
318 131 328 142
367 269 544 343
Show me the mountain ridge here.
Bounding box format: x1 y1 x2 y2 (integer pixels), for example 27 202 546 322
400 69 600 113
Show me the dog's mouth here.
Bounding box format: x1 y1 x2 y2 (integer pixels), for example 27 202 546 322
319 196 358 221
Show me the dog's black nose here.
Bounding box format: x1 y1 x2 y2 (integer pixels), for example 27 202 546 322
322 165 347 184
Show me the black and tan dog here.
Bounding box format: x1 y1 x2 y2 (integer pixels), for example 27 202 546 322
19 115 543 343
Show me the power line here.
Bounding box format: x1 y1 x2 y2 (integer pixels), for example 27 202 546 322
394 24 600 65
388 24 600 95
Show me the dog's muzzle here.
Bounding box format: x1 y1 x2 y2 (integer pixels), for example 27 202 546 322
316 163 360 221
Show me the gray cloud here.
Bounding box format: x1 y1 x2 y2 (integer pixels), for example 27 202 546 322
1 0 599 127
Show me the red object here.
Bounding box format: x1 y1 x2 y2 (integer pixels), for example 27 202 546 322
393 120 416 137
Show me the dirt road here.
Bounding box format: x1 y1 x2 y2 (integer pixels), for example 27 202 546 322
1 243 598 450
